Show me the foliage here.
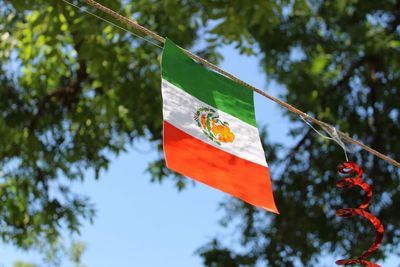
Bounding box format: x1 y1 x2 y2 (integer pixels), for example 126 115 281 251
13 262 38 267
69 241 86 267
1 0 400 266
11 240 86 267
0 0 216 249
196 0 400 266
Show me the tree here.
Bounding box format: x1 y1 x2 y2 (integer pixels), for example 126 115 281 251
1 0 215 249
1 0 399 266
196 0 400 266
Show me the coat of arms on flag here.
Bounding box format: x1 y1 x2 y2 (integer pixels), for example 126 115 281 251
161 39 278 214
194 107 235 145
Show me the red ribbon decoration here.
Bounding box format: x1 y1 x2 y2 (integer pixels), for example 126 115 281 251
335 162 385 267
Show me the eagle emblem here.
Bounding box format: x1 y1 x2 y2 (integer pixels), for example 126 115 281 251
194 107 235 145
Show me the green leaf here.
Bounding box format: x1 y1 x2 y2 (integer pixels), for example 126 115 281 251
311 54 330 75
389 40 400 48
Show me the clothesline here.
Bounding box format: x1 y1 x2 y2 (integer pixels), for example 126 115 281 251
61 0 400 169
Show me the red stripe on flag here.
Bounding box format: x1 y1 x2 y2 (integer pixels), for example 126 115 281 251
163 121 278 214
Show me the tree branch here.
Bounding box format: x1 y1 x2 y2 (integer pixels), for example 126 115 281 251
326 56 367 95
28 59 88 133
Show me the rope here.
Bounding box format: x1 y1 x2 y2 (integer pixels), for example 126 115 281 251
70 0 400 169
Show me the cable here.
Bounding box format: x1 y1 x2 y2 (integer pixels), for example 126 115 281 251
62 0 400 169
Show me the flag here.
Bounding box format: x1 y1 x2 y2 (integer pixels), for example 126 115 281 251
161 39 278 213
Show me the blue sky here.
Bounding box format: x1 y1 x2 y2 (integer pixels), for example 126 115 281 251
0 44 398 267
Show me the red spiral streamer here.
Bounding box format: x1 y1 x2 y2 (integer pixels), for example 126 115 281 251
335 162 384 267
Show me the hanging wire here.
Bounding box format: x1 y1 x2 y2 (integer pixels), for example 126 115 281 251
60 0 163 49
300 115 349 161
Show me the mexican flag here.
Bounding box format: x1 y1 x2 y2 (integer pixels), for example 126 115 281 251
161 39 278 214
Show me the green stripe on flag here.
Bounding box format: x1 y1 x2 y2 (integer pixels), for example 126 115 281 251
161 39 256 127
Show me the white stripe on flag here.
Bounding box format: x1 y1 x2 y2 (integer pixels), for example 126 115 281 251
162 79 268 167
